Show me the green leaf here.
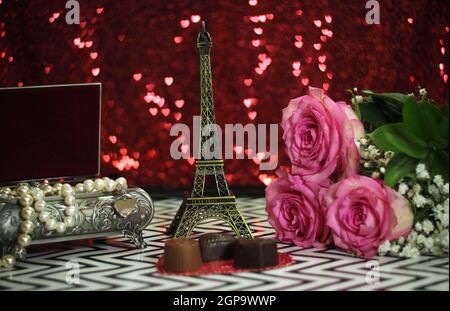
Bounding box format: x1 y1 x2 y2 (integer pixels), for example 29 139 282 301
429 149 449 182
362 90 410 106
403 96 433 141
369 123 429 159
384 153 419 187
439 113 449 143
358 99 390 132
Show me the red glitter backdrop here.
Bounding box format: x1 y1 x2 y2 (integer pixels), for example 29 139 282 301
0 0 448 189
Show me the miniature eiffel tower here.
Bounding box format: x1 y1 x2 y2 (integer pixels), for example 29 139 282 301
167 22 253 239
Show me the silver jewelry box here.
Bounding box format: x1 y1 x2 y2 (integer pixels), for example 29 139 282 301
0 187 154 259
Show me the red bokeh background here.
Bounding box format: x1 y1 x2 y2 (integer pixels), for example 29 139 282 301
0 0 448 189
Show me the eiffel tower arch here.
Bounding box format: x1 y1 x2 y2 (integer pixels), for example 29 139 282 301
167 22 253 239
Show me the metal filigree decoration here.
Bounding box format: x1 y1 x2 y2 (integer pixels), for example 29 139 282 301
0 188 154 252
167 22 253 239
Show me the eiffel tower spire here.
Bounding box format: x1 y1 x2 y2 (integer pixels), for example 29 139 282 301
167 22 253 239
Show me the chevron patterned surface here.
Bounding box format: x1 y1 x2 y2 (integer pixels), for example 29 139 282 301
0 197 448 291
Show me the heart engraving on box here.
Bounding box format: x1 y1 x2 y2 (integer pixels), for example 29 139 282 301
114 198 137 218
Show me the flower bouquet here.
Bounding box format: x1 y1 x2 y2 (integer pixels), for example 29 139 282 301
266 87 449 258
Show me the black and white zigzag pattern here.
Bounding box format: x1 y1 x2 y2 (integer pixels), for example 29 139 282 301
0 197 448 291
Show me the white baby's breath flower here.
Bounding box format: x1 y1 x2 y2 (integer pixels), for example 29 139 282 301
419 88 427 97
437 212 449 227
412 184 422 194
442 183 449 195
422 220 434 234
408 231 418 242
440 229 449 249
390 244 400 254
424 237 434 251
398 237 405 245
380 167 386 174
433 175 444 187
413 194 427 208
398 183 409 195
416 164 430 180
378 241 391 254
415 222 423 232
428 184 439 197
400 244 420 258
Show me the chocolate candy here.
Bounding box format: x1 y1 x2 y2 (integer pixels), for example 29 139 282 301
234 238 278 269
163 239 202 272
199 233 236 262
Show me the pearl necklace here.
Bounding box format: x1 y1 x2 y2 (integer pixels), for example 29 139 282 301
0 177 128 269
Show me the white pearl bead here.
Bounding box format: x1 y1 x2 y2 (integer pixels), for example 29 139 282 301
65 206 76 216
61 187 74 197
2 254 16 268
41 184 53 194
21 207 35 220
17 185 30 196
74 183 84 193
21 220 35 233
94 179 105 191
104 179 116 192
64 195 75 206
31 189 44 201
115 177 128 191
55 222 66 233
64 216 75 228
83 179 94 192
53 183 63 193
17 234 31 247
19 194 33 207
39 212 50 222
46 219 57 231
34 200 46 212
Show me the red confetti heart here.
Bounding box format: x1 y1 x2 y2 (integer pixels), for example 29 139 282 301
243 78 253 87
102 154 110 163
161 108 171 117
191 15 201 23
91 67 100 76
180 19 190 28
133 73 142 81
248 111 257 120
44 65 52 74
175 99 185 108
109 135 117 144
164 76 174 86
314 43 322 50
149 108 158 116
96 7 104 14
318 55 327 63
313 20 322 27
301 78 309 86
89 52 98 59
174 112 182 121
243 98 253 108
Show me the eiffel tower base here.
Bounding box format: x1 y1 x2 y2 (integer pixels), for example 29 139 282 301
167 193 253 238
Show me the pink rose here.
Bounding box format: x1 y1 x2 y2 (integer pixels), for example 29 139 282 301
266 174 331 248
323 175 414 257
281 87 365 183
